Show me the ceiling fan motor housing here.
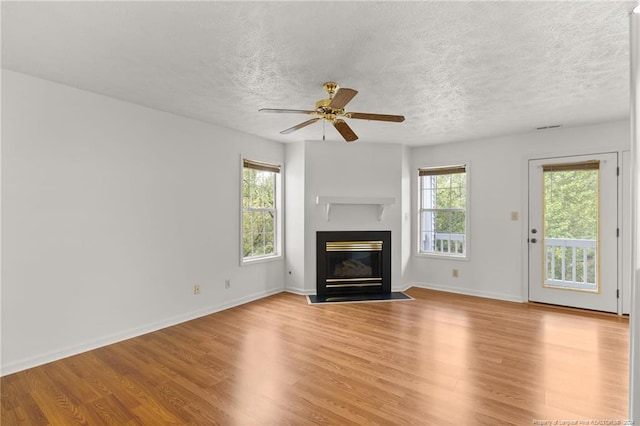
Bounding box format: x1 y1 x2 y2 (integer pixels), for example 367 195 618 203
315 99 343 122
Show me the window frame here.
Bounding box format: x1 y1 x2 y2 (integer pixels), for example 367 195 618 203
416 162 470 260
240 157 283 265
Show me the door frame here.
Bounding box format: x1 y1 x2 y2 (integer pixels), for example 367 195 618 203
521 148 628 315
622 150 631 314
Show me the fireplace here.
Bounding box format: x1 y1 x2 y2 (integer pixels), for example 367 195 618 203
316 231 391 296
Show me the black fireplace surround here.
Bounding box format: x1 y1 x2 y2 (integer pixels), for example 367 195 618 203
316 231 391 296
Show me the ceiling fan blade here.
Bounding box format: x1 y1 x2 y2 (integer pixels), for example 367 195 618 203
280 118 321 134
259 108 316 114
333 119 358 142
329 88 358 109
347 112 405 122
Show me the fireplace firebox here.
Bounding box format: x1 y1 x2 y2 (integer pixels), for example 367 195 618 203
316 231 391 296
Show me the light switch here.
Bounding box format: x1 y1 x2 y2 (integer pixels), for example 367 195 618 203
511 211 519 221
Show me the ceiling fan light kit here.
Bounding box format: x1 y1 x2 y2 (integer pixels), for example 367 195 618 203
259 82 405 142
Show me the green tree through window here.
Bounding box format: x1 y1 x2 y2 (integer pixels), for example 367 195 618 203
543 163 599 284
544 169 598 240
242 159 280 260
418 165 467 256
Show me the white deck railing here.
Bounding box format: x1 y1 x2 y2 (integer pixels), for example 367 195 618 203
422 233 465 255
545 238 597 291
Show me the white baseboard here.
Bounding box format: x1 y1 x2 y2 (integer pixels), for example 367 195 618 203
393 283 413 292
1 287 283 376
409 282 524 304
284 286 314 296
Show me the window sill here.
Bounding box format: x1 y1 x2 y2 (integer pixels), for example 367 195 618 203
415 252 469 261
241 254 283 266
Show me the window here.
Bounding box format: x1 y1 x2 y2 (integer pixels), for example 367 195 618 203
418 164 467 257
242 158 281 262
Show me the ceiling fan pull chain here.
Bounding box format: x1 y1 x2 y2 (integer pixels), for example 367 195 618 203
323 119 326 141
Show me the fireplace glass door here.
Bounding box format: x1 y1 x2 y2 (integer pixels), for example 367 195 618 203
325 241 383 288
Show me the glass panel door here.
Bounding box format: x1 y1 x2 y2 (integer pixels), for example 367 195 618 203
528 153 618 313
543 161 599 292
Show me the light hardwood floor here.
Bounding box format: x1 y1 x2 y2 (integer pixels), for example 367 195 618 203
1 288 629 425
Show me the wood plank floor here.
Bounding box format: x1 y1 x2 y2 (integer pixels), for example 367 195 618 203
1 288 629 425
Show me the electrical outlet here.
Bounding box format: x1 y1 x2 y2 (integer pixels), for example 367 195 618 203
194 284 201 295
452 269 459 278
224 279 231 289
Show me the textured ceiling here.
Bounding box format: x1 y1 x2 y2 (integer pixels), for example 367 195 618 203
1 1 635 146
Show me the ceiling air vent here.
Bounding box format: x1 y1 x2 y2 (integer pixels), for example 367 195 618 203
536 124 562 130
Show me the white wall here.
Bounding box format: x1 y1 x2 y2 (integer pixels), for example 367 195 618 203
409 121 630 303
284 141 306 293
629 9 640 420
1 70 286 375
401 146 413 284
284 140 409 293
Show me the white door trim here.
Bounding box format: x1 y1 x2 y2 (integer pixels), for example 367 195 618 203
522 150 626 315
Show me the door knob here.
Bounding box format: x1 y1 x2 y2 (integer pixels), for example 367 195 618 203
531 229 537 234
531 238 537 243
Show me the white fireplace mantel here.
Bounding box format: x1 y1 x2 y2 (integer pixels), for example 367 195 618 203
315 196 396 221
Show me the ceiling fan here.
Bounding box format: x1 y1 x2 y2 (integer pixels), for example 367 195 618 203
259 82 405 142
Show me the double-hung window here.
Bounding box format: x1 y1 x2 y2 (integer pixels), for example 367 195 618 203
418 164 468 257
242 158 281 263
